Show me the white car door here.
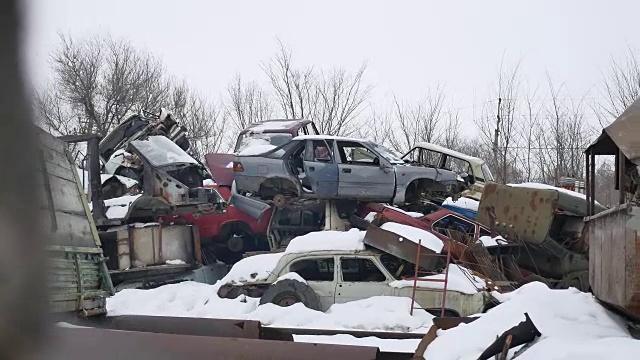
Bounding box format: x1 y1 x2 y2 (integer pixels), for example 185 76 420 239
287 256 338 311
334 256 395 304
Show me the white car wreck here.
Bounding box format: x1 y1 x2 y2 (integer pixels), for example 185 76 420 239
217 229 492 317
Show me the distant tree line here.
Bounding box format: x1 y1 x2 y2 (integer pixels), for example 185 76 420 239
35 34 637 206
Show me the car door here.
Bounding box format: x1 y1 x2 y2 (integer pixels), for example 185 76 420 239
335 140 395 200
302 139 339 198
287 256 338 311
334 256 395 304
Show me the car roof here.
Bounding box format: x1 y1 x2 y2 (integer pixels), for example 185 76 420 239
293 134 372 143
242 119 311 132
410 142 485 164
281 247 383 258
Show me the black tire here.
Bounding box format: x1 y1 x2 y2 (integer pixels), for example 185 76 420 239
259 279 321 311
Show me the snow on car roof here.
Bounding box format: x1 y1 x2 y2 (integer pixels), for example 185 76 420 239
379 222 444 253
411 142 484 163
293 134 370 143
220 252 285 285
245 120 304 133
285 229 367 254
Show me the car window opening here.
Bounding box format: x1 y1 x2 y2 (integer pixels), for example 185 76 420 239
289 258 335 281
340 258 386 282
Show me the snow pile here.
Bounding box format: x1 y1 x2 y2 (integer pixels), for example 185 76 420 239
294 334 421 353
100 194 142 219
442 196 479 211
285 229 366 254
424 282 639 360
247 296 433 332
380 222 444 253
219 253 284 285
478 235 508 247
203 179 216 186
385 205 424 218
107 283 433 333
274 272 307 284
389 264 486 294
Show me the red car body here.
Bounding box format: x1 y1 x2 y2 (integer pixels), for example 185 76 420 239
355 202 491 259
160 184 272 250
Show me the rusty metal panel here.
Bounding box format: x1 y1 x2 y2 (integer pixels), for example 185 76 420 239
40 327 382 360
478 183 558 245
363 222 439 270
587 205 640 319
117 224 195 269
600 98 640 165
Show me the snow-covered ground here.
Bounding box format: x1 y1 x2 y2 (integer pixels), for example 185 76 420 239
107 281 640 357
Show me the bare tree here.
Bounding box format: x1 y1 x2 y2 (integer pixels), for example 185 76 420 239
594 46 640 127
389 86 445 152
534 77 595 184
35 34 170 137
353 106 394 147
225 74 273 131
262 41 372 135
168 80 226 160
474 58 522 183
439 109 461 151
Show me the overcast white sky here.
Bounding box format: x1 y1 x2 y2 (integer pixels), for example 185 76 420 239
22 0 640 128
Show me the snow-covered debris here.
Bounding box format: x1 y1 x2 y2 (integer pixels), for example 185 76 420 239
384 205 424 218
293 334 421 353
225 161 234 169
203 179 216 186
508 182 586 200
77 168 138 193
165 259 187 265
478 235 507 247
219 253 284 285
424 282 639 360
101 194 142 219
107 283 433 333
442 196 479 211
274 272 307 284
285 229 366 254
380 222 444 253
364 212 377 222
389 264 486 294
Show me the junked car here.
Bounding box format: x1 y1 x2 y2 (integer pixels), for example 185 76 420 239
231 135 470 218
403 142 494 201
206 119 320 187
217 246 491 317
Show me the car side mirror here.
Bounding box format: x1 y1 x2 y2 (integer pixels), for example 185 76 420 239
373 157 380 166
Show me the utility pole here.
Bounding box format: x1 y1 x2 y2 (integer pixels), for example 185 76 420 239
493 97 502 182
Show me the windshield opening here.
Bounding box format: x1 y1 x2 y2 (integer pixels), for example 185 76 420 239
371 143 404 164
131 136 198 167
236 132 293 152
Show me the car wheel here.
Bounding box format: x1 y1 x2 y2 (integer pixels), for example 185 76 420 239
259 279 321 311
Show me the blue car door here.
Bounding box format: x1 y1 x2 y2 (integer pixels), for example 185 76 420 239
302 139 339 198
